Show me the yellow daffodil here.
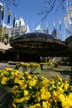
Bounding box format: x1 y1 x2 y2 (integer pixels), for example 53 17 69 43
0 67 72 108
42 101 50 108
58 94 65 103
15 97 25 103
34 103 41 108
41 87 51 100
1 77 8 85
24 90 28 96
29 79 36 87
12 103 17 108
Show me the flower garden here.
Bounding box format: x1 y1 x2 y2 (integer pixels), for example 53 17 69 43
16 61 58 73
0 67 72 108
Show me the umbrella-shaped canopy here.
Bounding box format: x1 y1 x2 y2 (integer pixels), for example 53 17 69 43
10 32 67 56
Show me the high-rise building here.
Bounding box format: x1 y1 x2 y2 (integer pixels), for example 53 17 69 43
0 2 3 25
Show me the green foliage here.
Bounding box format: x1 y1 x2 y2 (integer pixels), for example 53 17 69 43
65 36 72 47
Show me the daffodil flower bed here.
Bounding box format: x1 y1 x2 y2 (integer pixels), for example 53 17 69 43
40 62 58 70
40 61 57 67
0 68 72 108
16 62 40 73
16 62 40 67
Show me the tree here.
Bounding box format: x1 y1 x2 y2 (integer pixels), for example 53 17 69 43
1 0 17 9
39 0 72 37
39 0 68 20
65 36 72 47
64 36 72 66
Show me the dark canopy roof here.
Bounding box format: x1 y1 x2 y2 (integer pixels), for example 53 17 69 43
10 32 66 50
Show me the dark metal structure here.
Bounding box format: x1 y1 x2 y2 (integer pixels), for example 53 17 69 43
0 32 67 62
10 32 66 52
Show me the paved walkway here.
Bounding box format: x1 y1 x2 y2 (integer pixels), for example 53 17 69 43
40 65 72 84
0 63 16 70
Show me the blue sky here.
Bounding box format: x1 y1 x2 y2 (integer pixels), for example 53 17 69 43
1 0 69 40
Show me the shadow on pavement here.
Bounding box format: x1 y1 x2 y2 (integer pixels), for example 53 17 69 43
48 67 72 84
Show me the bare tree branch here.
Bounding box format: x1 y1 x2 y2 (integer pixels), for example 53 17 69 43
55 0 66 12
1 0 17 9
39 0 58 21
39 0 66 21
